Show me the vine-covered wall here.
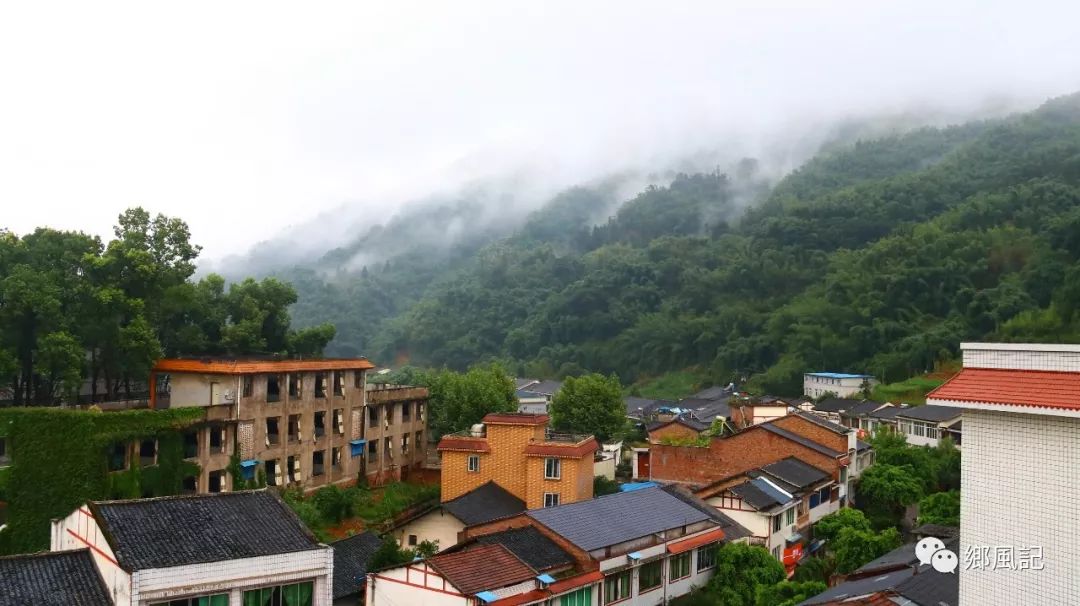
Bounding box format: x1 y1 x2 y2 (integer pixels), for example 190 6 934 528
0 407 205 554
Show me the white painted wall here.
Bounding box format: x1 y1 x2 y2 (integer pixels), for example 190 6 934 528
52 507 131 605
594 454 617 480
367 562 470 606
169 373 238 408
392 509 464 553
803 375 876 399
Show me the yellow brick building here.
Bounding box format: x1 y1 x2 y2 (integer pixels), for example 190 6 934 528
437 413 598 509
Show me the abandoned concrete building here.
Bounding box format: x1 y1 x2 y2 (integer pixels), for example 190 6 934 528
146 358 430 493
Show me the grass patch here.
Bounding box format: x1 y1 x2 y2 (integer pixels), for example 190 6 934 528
629 369 708 400
282 481 439 541
871 376 946 405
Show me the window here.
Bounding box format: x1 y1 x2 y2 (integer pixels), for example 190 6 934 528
385 405 393 427
417 402 424 421
288 455 301 483
912 422 926 438
314 411 326 437
408 534 418 546
242 581 314 606
333 371 345 397
840 465 848 484
696 543 717 571
266 417 281 446
819 486 831 503
669 552 691 580
151 593 229 606
467 455 479 472
402 402 411 421
809 492 821 509
208 470 226 493
402 434 410 455
333 409 345 435
772 514 782 533
559 586 592 606
183 431 199 459
289 373 301 398
368 405 379 425
182 475 197 494
785 507 795 526
313 450 325 477
265 459 280 486
332 447 343 469
368 440 377 458
773 545 782 560
638 559 662 592
139 439 157 467
384 437 393 459
354 371 363 388
926 424 940 440
544 457 561 480
288 415 301 442
108 442 128 471
209 426 226 454
242 375 254 398
544 492 560 507
315 373 327 398
603 570 631 604
415 431 423 451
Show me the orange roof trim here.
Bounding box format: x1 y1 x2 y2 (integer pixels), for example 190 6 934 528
667 527 725 554
437 437 492 453
523 438 599 458
928 368 1080 412
482 413 550 425
153 358 374 374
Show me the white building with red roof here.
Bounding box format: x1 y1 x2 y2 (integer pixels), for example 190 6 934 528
927 342 1080 606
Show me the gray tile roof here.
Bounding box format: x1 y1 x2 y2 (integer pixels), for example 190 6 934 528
791 410 850 434
759 457 831 490
682 399 731 421
812 398 860 413
474 526 573 571
0 549 112 606
443 481 526 526
690 385 733 400
528 487 712 551
659 484 752 542
895 566 958 605
759 424 842 458
798 567 916 605
331 531 382 599
869 406 904 420
529 380 563 396
730 479 788 511
93 490 321 571
895 405 963 423
841 400 888 417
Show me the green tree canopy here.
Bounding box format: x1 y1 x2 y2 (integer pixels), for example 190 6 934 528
917 490 960 527
755 580 828 606
549 373 625 441
705 543 787 606
422 363 517 438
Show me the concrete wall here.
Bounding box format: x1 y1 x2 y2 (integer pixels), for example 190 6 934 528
392 509 464 553
362 387 429 485
594 454 616 480
170 373 240 408
958 409 1080 606
803 375 875 399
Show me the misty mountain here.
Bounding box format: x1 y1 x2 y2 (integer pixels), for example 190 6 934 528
341 93 1080 394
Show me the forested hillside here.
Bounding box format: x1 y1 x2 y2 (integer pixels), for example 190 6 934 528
295 94 1080 395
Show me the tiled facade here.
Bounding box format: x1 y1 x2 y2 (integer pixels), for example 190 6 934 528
438 414 597 509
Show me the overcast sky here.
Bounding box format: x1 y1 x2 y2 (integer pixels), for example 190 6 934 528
2 1 1079 260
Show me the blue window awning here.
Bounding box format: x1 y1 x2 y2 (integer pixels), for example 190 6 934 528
476 591 498 603
536 573 556 584
239 459 259 480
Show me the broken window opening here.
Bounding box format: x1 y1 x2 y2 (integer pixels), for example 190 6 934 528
182 431 199 459
267 375 282 403
108 443 128 472
314 411 326 438
368 405 379 426
333 409 344 435
288 415 301 443
265 459 280 486
402 402 411 422
287 455 300 483
289 373 301 398
139 439 157 467
384 437 393 459
314 373 327 398
208 470 226 493
367 440 377 457
401 434 410 455
266 418 281 446
333 371 345 397
354 371 363 389
181 475 197 494
242 375 254 398
313 450 325 477
332 447 342 469
209 426 226 454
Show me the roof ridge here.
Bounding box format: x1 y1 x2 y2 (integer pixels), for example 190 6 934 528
92 488 268 506
0 548 91 561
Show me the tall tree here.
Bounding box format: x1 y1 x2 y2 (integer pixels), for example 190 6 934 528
549 373 625 441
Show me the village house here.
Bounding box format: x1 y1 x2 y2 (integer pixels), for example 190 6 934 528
894 405 962 448
368 486 752 606
695 457 836 572
389 481 525 552
837 400 891 434
806 397 859 424
437 413 598 510
926 342 1080 605
803 372 877 399
49 490 333 605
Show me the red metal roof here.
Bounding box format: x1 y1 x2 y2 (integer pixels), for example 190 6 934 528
152 358 374 374
436 437 492 453
667 527 725 554
523 438 599 458
483 413 550 425
487 570 603 606
928 368 1080 412
428 543 536 595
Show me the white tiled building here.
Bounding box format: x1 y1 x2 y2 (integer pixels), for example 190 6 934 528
803 372 877 399
927 342 1080 606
